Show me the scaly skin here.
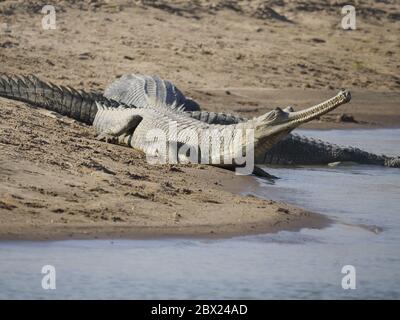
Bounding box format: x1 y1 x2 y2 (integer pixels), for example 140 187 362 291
187 111 400 167
0 74 120 124
0 74 351 170
93 90 351 165
104 74 399 168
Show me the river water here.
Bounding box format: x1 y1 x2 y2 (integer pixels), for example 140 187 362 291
0 129 399 299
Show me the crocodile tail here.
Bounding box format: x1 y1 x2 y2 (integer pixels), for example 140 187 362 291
0 74 119 124
385 157 400 168
263 133 399 167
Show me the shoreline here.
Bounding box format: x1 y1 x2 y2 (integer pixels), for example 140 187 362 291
0 90 397 241
0 126 330 241
0 211 331 241
1 0 399 241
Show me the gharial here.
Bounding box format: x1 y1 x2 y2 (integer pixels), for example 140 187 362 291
0 73 395 177
104 74 400 168
0 73 351 175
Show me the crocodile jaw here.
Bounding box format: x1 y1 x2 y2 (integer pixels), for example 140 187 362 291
253 90 351 157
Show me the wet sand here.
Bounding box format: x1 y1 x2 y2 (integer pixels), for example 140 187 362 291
0 100 329 240
0 0 399 240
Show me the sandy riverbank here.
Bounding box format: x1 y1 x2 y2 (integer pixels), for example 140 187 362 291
0 98 329 240
0 0 399 240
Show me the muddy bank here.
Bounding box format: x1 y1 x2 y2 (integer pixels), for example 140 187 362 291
0 0 398 239
0 99 330 240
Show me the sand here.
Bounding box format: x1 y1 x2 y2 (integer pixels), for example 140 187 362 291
0 0 399 240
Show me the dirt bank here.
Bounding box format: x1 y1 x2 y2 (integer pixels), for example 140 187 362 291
1 0 398 239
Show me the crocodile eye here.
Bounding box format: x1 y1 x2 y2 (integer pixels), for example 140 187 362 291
264 110 278 121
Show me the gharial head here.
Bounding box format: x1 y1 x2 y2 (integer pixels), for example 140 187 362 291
253 89 351 152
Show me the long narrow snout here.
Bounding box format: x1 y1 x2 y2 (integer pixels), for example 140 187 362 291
276 89 351 132
253 90 351 161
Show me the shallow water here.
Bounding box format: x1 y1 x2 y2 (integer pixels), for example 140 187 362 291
0 129 399 299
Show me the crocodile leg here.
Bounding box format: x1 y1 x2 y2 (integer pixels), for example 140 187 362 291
93 102 143 142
